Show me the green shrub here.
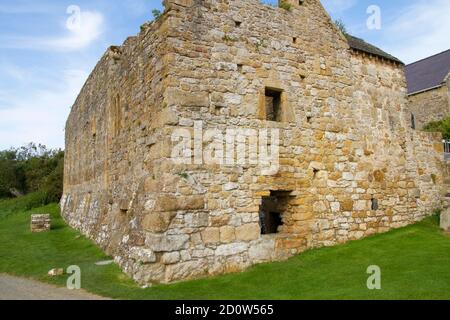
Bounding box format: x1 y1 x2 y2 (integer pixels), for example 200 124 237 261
423 116 450 139
24 191 51 211
152 9 162 20
279 2 292 11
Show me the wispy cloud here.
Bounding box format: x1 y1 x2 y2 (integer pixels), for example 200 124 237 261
0 68 89 149
0 63 31 82
0 3 54 14
45 10 104 51
322 0 357 14
383 0 450 63
0 9 104 51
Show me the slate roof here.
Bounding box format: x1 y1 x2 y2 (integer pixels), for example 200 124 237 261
405 49 450 95
346 35 403 65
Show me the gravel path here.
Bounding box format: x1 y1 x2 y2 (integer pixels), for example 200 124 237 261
0 274 110 300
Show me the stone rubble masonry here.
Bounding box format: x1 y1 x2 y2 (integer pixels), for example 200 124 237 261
31 214 51 233
61 0 446 284
408 84 450 130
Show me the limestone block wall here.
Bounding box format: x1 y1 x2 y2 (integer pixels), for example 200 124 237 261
62 0 445 284
408 85 449 130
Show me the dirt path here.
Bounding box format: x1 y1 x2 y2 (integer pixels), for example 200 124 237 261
0 274 110 300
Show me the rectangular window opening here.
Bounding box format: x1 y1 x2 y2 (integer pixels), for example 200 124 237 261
265 88 283 122
371 198 379 211
411 113 416 130
259 191 290 235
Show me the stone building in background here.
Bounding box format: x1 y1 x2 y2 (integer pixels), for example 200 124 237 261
61 0 445 284
406 49 450 130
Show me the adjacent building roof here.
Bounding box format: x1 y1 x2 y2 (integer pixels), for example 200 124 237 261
405 49 450 95
346 35 403 65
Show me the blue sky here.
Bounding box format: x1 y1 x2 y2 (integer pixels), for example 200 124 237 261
0 0 449 150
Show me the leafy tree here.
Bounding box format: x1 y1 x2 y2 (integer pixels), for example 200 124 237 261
0 150 24 198
41 151 64 203
0 143 64 202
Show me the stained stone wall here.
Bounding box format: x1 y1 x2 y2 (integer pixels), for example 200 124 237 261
408 85 450 130
62 0 445 284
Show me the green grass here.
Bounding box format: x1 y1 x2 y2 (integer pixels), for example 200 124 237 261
0 192 51 219
1 198 450 300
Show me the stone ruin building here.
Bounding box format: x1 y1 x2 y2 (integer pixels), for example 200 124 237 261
406 49 450 130
61 0 446 284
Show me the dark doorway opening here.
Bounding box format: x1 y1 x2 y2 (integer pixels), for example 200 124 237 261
259 191 290 235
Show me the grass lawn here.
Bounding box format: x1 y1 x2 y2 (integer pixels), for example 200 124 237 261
1 197 450 300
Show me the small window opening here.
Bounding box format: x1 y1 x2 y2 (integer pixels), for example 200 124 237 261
237 64 243 73
307 116 312 123
411 113 416 130
235 21 242 27
371 198 379 211
313 168 320 178
259 191 290 235
265 88 283 122
293 37 297 44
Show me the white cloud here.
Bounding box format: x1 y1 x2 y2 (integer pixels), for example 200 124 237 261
46 10 104 51
322 0 357 14
0 68 88 149
0 9 104 51
383 0 450 63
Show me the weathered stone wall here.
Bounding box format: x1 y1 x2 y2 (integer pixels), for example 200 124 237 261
62 0 445 284
448 74 450 114
408 85 449 130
